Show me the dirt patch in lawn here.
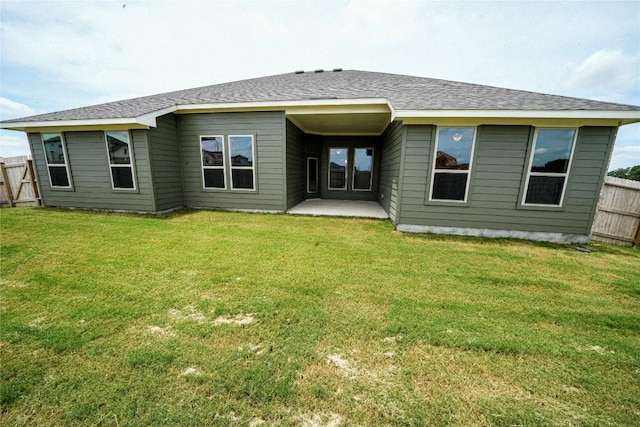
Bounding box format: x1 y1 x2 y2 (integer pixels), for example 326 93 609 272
168 305 208 324
167 306 255 326
213 314 255 325
299 412 342 427
147 325 176 338
180 367 203 376
327 354 357 376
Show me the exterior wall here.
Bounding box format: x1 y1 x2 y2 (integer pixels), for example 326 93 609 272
148 114 184 211
285 119 305 209
178 111 286 212
567 127 617 231
396 125 617 240
29 130 156 212
378 121 404 222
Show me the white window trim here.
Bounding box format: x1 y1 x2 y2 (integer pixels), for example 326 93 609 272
328 147 349 190
200 135 227 190
428 126 477 203
105 131 137 191
228 134 256 191
41 132 72 189
521 127 577 208
352 148 374 192
307 157 318 194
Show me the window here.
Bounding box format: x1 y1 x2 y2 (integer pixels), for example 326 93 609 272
42 133 72 188
307 157 318 193
201 135 226 189
200 135 256 191
523 128 576 206
429 127 476 202
229 135 255 190
353 148 374 191
105 131 135 189
329 148 348 190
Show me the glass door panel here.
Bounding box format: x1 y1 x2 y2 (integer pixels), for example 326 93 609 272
353 148 373 191
328 148 348 190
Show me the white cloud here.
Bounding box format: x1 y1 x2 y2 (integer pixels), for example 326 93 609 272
0 5 638 128
609 143 640 170
1 2 262 100
254 13 290 40
0 97 35 120
609 124 640 171
341 0 421 45
0 131 30 158
2 1 638 106
563 49 640 103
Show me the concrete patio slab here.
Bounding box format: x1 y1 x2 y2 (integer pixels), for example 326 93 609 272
288 199 389 219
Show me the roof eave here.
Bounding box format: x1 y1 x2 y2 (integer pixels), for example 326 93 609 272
0 116 158 132
396 109 640 126
0 100 396 131
3 103 638 132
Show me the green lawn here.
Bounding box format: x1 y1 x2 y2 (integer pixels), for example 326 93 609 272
1 208 639 426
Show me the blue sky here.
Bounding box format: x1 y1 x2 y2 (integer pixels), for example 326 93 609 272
1 0 638 170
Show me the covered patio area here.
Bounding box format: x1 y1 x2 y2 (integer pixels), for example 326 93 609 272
287 199 388 219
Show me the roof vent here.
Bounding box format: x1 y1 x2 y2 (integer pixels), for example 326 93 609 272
333 68 343 72
314 69 324 73
294 70 304 74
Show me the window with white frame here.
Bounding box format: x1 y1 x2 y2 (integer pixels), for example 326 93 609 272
105 131 135 189
42 133 72 188
200 135 226 189
429 127 476 202
229 135 255 190
522 128 576 206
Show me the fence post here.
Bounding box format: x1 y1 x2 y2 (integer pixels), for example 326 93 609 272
0 162 15 207
27 159 41 204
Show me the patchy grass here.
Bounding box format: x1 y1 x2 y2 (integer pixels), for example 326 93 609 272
1 207 639 426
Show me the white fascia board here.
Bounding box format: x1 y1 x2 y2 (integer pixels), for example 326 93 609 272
174 98 393 114
0 105 178 132
0 118 153 132
396 109 640 125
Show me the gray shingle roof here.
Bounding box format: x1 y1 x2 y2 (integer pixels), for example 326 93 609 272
4 70 640 123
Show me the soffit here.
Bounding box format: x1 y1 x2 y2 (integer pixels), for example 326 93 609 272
287 112 392 135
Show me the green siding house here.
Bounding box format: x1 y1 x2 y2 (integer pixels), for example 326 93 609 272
3 70 639 243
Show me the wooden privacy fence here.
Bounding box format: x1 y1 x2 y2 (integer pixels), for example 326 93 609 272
0 155 41 208
591 176 640 247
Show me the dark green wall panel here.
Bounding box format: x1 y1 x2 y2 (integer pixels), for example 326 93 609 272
177 111 286 212
148 113 184 211
379 121 404 221
397 125 616 236
29 129 156 211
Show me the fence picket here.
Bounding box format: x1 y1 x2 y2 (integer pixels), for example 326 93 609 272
0 155 41 207
591 176 640 247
